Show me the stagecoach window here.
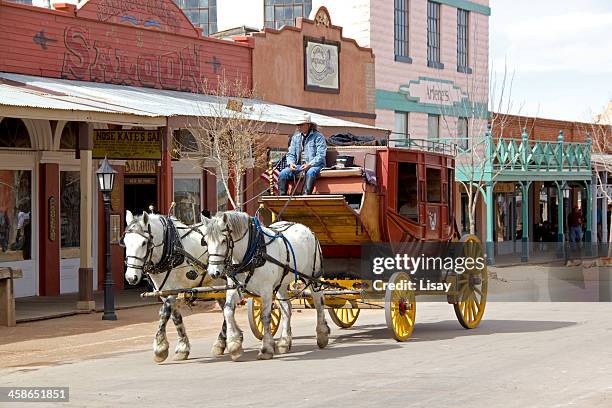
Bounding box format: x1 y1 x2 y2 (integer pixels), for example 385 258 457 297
397 163 418 222
60 171 80 258
427 168 442 203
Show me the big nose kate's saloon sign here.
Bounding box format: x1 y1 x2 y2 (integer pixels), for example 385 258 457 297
93 130 161 160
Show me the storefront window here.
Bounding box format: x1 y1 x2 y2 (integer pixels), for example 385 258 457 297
60 171 80 258
174 178 201 225
0 170 32 262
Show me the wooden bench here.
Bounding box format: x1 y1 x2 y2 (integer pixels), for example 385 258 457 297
0 267 22 327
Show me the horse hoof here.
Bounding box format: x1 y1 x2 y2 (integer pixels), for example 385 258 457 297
211 341 226 357
316 327 329 349
276 339 292 354
227 341 243 362
257 350 274 360
173 352 189 361
153 349 169 363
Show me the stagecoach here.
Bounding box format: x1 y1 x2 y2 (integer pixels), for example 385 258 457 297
139 138 487 344
252 139 488 341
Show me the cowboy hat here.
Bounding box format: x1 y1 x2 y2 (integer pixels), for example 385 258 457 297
295 113 314 125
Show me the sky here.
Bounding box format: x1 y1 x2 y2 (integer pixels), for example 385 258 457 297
489 0 612 122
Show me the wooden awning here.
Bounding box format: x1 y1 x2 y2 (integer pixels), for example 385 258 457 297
260 195 370 245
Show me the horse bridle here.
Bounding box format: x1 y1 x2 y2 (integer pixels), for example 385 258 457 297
120 221 160 273
206 224 250 270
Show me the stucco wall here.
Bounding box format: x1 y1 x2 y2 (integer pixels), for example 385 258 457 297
250 11 376 125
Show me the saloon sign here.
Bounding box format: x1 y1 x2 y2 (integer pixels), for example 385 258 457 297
93 130 161 160
399 78 468 107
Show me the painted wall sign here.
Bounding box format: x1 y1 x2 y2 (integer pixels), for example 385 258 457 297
93 130 161 159
304 38 340 93
0 1 252 94
494 183 516 193
125 160 158 174
399 78 468 107
48 196 57 242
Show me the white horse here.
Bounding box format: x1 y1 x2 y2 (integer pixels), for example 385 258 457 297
123 210 228 363
201 210 329 361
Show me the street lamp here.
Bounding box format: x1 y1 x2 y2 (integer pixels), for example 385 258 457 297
562 182 571 199
96 157 117 321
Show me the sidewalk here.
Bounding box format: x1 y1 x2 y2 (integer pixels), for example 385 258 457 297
15 288 161 323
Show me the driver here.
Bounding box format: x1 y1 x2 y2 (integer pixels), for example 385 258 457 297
277 113 327 196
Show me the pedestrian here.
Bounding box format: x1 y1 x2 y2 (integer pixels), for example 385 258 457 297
0 209 9 252
569 206 584 244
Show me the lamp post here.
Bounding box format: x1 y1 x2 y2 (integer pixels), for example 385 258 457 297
96 157 117 321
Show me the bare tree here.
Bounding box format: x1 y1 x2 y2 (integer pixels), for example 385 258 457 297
437 54 521 235
580 118 612 251
174 75 272 211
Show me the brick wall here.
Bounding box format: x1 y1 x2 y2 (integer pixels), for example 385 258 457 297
492 113 612 153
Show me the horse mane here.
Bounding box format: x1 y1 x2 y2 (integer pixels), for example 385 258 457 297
207 211 250 243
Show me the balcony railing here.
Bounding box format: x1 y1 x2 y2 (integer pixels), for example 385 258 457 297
491 130 591 172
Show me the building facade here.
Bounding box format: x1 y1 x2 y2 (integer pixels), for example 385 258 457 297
0 0 252 298
214 0 312 32
0 0 384 300
233 7 376 126
310 0 490 143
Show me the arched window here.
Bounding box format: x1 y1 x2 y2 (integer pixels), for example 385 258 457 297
0 118 31 148
173 128 200 157
60 122 80 150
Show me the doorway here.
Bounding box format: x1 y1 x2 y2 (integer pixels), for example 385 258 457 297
124 176 157 215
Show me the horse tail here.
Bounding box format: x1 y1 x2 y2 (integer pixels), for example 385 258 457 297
313 235 324 279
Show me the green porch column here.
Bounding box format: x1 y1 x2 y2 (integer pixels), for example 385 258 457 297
555 181 566 259
520 181 531 262
486 181 494 265
585 180 592 243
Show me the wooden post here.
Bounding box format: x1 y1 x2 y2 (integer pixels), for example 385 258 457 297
160 126 173 214
0 268 22 327
77 122 95 311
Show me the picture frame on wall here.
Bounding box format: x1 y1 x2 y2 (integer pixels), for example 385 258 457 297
303 36 340 93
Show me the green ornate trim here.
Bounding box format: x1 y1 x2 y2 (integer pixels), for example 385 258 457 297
432 0 491 16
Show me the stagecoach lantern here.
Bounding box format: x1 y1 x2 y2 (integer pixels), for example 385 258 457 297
96 157 117 193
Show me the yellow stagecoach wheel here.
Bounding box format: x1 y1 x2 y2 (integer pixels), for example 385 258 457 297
327 302 360 328
385 272 416 342
453 234 488 329
247 298 281 340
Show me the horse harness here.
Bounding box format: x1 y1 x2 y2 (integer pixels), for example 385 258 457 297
121 216 209 291
208 217 323 297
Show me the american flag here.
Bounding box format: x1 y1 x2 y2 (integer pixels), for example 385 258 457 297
260 158 284 194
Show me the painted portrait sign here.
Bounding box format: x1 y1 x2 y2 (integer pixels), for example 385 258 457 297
304 38 340 93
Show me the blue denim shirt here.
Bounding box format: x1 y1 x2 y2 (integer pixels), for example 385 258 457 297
286 129 327 168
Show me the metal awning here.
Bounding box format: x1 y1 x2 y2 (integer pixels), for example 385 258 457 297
592 153 612 169
0 73 388 136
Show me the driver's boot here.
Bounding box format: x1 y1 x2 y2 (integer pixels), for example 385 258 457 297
278 177 288 196
304 176 317 195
